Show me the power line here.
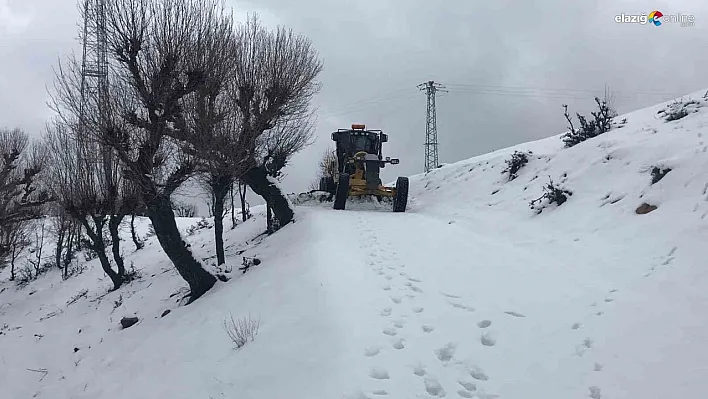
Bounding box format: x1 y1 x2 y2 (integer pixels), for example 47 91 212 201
417 81 446 174
441 82 681 97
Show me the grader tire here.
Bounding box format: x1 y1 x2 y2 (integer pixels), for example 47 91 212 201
333 173 350 210
392 176 409 213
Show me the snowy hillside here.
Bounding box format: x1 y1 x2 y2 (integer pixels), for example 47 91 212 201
2 89 708 399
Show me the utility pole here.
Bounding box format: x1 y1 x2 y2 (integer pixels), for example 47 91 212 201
417 80 446 173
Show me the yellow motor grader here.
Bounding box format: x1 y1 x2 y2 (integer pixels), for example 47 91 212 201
319 124 409 212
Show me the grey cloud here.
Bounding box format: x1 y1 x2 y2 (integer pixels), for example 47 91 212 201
3 0 708 200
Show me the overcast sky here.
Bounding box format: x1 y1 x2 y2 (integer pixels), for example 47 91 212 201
2 0 707 210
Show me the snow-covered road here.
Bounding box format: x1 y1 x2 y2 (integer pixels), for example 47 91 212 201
299 204 612 399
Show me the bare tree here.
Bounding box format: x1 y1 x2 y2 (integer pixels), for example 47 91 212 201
237 180 251 223
309 147 337 190
191 90 252 265
49 206 79 279
64 0 243 301
27 219 47 277
257 114 316 232
0 127 51 274
173 201 198 217
43 119 126 290
229 14 323 231
319 148 338 179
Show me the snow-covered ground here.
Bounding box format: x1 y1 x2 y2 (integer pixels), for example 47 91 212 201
2 90 708 399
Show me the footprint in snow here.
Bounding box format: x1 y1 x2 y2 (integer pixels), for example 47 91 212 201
382 285 391 291
457 390 474 398
391 296 402 304
408 277 422 283
364 346 381 357
480 332 496 346
392 338 405 350
435 342 457 362
422 325 435 333
475 390 501 399
381 307 392 317
404 282 413 287
385 275 393 281
344 390 371 399
469 366 489 381
458 381 477 392
393 320 405 328
504 311 525 318
424 377 446 397
413 307 424 314
441 292 462 299
409 285 424 293
477 320 491 328
571 323 582 330
383 327 398 336
413 364 427 376
589 386 602 399
450 302 475 311
369 368 390 380
371 390 388 396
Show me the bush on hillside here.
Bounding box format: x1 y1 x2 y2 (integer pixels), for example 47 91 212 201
658 99 702 122
186 217 212 236
173 202 197 218
223 312 260 349
502 151 532 181
561 96 617 148
529 177 573 214
650 166 671 184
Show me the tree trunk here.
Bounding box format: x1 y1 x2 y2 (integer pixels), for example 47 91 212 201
145 195 216 302
242 166 293 228
230 185 236 229
266 202 273 234
55 229 65 270
63 227 75 279
239 181 248 222
81 216 123 291
211 180 229 266
9 245 18 281
108 214 126 277
130 214 144 250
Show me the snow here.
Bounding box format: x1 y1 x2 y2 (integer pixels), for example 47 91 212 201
2 89 708 398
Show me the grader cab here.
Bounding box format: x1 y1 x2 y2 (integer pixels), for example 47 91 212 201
320 124 409 212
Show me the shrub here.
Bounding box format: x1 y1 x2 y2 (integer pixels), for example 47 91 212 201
650 166 671 184
502 151 531 181
561 97 616 148
658 99 701 122
186 217 212 236
529 177 573 214
172 202 197 218
223 312 260 349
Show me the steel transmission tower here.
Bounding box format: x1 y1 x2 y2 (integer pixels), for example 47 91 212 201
78 0 109 152
417 81 446 173
78 0 111 179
